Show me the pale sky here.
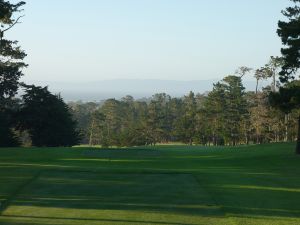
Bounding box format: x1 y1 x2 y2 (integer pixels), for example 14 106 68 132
7 0 290 82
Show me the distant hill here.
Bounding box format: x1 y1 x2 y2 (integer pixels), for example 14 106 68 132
24 79 264 102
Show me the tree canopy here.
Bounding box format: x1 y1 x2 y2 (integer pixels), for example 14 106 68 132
69 74 299 148
276 0 300 154
277 0 300 82
0 0 26 147
18 85 81 147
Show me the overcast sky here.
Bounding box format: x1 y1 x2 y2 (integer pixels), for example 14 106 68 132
8 0 290 83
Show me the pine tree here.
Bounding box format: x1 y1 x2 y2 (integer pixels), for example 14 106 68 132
276 0 300 154
204 82 227 145
18 85 80 147
0 1 26 146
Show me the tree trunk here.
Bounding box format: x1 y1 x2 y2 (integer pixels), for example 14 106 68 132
296 115 300 155
285 114 289 142
232 135 236 146
244 123 249 145
189 138 192 146
256 79 259 94
272 73 276 92
89 119 95 146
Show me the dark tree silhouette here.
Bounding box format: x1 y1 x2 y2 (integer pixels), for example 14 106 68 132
278 0 300 81
0 0 26 146
276 0 300 154
18 85 81 147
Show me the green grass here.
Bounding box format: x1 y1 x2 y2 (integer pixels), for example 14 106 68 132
0 143 299 224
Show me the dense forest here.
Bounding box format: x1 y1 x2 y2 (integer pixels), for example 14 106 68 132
69 68 300 147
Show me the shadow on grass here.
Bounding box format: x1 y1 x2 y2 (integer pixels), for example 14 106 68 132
194 172 300 219
0 214 193 225
0 143 300 224
1 172 223 217
1 169 299 222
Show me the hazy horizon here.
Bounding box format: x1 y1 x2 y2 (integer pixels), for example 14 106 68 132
20 78 269 102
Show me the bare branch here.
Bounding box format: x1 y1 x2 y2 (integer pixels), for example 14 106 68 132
2 15 25 33
235 66 253 78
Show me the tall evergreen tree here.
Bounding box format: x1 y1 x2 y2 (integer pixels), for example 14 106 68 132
204 82 227 145
147 93 171 144
179 91 196 145
169 97 184 142
276 0 300 154
222 76 247 145
0 1 26 146
270 82 300 153
100 99 122 146
18 85 80 147
277 0 300 81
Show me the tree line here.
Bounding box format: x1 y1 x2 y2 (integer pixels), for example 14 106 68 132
69 72 299 147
